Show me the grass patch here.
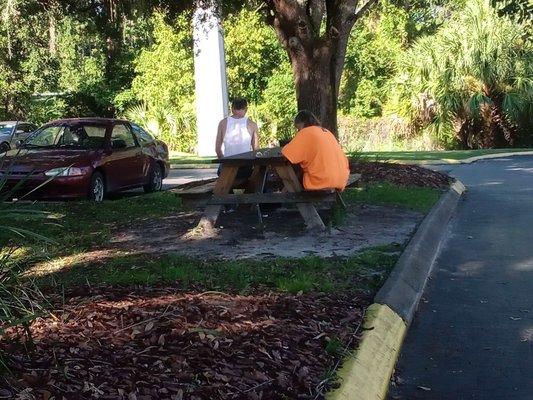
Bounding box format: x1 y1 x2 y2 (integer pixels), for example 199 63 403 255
34 245 402 295
1 191 182 266
350 148 532 163
343 182 442 212
169 151 214 166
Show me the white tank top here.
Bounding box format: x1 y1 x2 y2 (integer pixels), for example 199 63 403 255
223 116 252 157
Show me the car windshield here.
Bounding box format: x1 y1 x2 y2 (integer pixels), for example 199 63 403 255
0 123 15 136
24 124 107 149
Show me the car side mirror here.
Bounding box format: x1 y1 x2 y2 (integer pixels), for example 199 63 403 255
111 139 127 150
16 139 24 147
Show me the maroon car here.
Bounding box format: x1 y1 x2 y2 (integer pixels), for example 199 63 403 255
0 118 170 201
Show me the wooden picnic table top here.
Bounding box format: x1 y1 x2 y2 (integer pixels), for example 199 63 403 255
212 148 288 166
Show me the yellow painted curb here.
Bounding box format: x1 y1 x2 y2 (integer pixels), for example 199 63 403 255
327 304 407 400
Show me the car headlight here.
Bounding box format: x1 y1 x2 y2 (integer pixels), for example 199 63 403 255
44 167 85 177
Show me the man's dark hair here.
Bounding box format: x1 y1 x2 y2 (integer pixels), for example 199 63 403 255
231 97 248 110
294 110 321 127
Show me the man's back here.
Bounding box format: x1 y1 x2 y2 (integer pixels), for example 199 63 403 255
282 126 350 191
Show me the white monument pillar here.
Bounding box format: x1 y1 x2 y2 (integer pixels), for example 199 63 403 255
193 3 229 157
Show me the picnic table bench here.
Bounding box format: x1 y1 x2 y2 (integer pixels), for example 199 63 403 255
196 148 359 232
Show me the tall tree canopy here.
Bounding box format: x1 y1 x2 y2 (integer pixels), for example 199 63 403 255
0 0 530 150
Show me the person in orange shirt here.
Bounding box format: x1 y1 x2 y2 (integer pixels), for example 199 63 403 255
281 110 350 191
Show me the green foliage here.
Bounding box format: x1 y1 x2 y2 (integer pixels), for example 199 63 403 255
34 248 399 296
342 183 442 212
224 9 286 103
0 0 529 151
388 0 533 148
0 160 51 364
255 61 297 144
223 9 296 146
57 18 106 101
120 13 196 152
340 1 409 118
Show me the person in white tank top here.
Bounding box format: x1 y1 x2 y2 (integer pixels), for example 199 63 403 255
215 98 259 159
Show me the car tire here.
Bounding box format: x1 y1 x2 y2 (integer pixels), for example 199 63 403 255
0 142 10 153
89 172 106 202
143 163 163 193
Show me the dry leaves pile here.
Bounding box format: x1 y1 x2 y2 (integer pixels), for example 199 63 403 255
2 287 369 399
350 162 452 188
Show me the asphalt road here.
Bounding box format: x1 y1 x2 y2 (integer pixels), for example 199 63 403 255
162 167 217 190
389 155 533 400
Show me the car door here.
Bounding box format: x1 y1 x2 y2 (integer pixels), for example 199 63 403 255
104 123 144 190
131 124 156 181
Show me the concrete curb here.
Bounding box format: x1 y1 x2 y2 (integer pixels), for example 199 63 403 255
326 180 466 400
326 304 407 400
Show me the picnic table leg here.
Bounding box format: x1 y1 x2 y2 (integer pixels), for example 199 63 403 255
197 165 239 233
274 165 326 231
253 166 268 224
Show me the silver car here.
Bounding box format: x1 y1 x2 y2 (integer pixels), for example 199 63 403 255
0 121 38 153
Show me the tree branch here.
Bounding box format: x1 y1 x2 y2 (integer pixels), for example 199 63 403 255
349 0 379 23
305 0 325 37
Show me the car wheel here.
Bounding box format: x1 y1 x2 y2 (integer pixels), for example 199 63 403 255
89 172 105 202
0 142 10 153
143 163 163 193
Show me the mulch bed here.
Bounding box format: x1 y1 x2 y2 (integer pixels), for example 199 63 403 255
349 162 452 189
1 287 369 400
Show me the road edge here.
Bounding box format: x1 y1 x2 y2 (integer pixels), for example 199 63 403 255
326 180 466 400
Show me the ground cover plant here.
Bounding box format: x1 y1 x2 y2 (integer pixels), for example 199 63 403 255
0 168 448 398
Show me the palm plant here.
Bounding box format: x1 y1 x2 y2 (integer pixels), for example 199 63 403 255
124 101 197 152
0 153 53 367
390 0 532 148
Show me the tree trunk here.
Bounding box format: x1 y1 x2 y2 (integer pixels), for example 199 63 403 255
264 0 377 137
291 44 338 133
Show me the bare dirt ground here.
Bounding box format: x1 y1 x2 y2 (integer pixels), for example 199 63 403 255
110 204 423 261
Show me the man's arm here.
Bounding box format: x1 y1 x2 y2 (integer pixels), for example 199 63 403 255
248 120 259 150
215 119 226 159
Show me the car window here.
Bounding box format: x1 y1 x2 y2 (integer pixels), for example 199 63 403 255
0 123 15 136
58 124 107 149
111 124 136 148
17 124 34 133
23 124 36 133
131 124 155 146
25 126 64 147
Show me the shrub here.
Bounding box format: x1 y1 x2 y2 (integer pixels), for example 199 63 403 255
118 13 197 152
387 0 533 148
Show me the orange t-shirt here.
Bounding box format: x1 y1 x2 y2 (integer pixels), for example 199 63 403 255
282 126 350 191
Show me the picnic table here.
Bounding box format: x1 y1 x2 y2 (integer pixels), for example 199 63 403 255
197 148 331 232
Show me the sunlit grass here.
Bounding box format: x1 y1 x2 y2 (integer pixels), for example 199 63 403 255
169 151 213 165
29 245 401 295
343 183 442 213
350 148 532 163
